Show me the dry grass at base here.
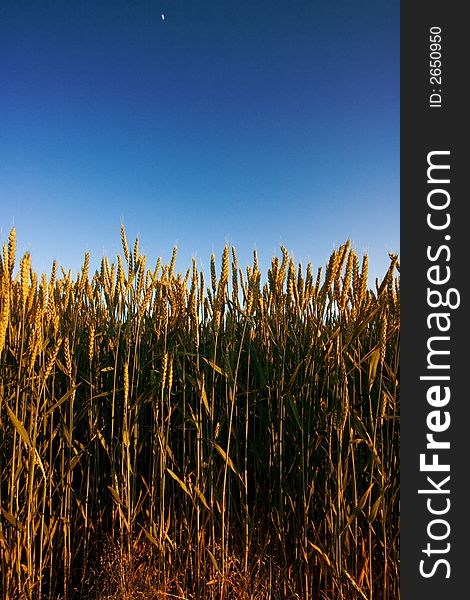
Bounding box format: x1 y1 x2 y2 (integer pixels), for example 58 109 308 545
84 534 290 600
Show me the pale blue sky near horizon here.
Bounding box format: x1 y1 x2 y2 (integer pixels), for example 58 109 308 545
1 0 399 283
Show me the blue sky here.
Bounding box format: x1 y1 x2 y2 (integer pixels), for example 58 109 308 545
1 0 399 282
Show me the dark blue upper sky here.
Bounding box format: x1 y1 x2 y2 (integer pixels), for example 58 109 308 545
1 0 399 281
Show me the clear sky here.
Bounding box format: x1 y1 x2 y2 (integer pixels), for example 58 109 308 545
1 0 399 283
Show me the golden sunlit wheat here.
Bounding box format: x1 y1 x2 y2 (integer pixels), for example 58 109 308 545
0 227 399 600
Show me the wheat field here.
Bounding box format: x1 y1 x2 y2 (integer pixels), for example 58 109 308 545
0 227 400 599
